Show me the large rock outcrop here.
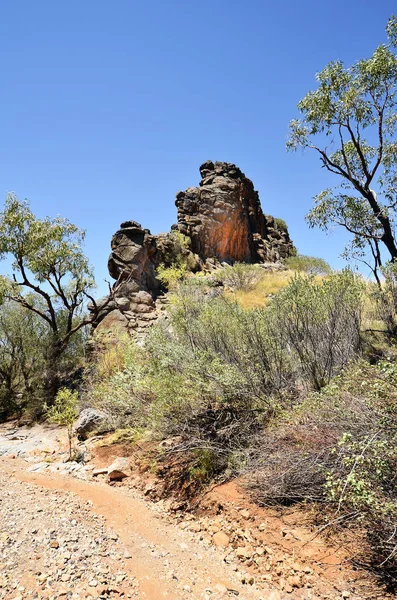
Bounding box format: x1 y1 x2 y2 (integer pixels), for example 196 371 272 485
175 161 293 264
90 161 295 334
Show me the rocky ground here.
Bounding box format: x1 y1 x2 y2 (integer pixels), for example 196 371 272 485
0 459 267 600
0 473 139 599
0 423 390 600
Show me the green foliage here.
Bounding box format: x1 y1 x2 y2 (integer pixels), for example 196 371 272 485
274 217 288 232
325 433 396 511
0 194 93 288
287 16 397 271
188 449 223 483
157 264 188 288
270 270 363 389
0 300 86 420
156 231 197 289
85 332 149 430
284 254 332 275
215 263 265 291
0 194 95 407
362 260 397 334
0 300 47 418
46 388 79 460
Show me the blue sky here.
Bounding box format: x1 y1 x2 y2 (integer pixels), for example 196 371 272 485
1 0 396 295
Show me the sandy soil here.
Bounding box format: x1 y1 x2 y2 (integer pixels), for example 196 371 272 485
0 456 270 600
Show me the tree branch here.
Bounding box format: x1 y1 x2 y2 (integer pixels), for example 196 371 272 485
17 260 58 332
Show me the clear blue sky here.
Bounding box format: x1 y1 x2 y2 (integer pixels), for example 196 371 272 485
1 1 395 294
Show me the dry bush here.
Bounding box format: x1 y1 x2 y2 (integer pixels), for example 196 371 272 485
270 270 363 390
247 391 374 505
247 359 397 589
216 263 265 291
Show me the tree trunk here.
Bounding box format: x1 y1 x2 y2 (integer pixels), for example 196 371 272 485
364 190 397 261
44 339 63 404
381 228 397 262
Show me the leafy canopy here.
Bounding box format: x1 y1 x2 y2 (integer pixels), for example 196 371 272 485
288 15 397 272
284 254 332 275
0 194 96 344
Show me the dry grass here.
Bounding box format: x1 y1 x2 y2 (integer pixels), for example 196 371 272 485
227 270 294 309
360 282 390 333
92 331 131 380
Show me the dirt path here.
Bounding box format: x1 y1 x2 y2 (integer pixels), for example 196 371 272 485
0 457 268 600
0 423 385 600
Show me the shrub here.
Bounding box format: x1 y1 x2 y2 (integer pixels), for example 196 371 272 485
248 358 397 588
274 217 288 232
156 231 198 289
46 388 79 460
284 254 332 275
368 262 397 335
215 263 265 291
157 264 189 288
85 334 151 431
270 270 363 390
87 271 363 449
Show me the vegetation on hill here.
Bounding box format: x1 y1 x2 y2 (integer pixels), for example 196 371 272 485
3 13 397 593
83 261 397 587
284 254 331 275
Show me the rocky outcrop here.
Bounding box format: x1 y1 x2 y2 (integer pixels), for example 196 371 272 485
175 161 293 264
107 220 160 291
74 408 107 440
90 161 295 335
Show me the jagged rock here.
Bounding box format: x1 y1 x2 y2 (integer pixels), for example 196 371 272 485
175 161 294 263
91 161 295 336
74 409 107 441
107 220 160 291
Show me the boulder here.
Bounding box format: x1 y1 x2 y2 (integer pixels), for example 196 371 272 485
212 531 230 548
96 309 129 333
107 457 130 481
114 297 131 311
74 409 107 441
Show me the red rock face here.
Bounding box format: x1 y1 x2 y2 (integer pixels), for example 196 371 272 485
175 161 293 263
190 177 254 263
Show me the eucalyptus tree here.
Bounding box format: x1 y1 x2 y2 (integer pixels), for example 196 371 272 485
0 300 45 417
287 16 397 278
0 194 107 401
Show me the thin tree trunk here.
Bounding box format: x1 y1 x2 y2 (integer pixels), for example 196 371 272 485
44 339 63 404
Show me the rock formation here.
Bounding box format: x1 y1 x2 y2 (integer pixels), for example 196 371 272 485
90 161 295 334
175 160 293 264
